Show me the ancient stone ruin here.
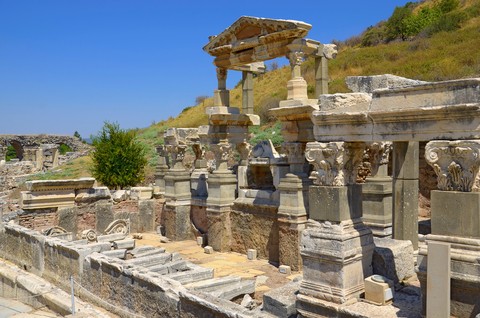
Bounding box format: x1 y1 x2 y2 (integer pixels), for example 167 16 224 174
1 16 480 318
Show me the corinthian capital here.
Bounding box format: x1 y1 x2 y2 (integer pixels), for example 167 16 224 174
165 144 187 169
305 142 365 186
366 142 392 177
282 142 305 165
210 140 232 171
425 140 480 192
236 141 252 164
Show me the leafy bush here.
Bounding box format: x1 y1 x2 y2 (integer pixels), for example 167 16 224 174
59 144 73 155
90 122 147 189
5 145 16 161
249 122 283 147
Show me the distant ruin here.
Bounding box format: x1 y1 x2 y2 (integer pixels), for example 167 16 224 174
1 16 480 318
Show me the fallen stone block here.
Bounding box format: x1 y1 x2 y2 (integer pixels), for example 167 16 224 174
112 239 135 250
129 245 156 256
101 249 127 259
210 280 255 301
184 276 241 292
373 237 415 288
167 266 214 284
279 265 291 275
263 281 299 318
148 260 188 274
133 247 166 258
204 246 213 254
97 233 128 243
247 249 257 260
125 253 171 267
87 242 112 253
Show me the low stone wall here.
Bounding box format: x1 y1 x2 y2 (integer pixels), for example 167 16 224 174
230 201 279 264
0 223 263 318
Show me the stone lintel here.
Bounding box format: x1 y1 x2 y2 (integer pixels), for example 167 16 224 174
21 190 75 210
25 178 95 192
269 104 318 122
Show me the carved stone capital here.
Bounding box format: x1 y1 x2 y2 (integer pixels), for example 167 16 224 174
236 141 252 165
210 140 232 171
165 144 187 169
192 143 205 161
156 145 168 157
425 140 480 192
216 67 228 90
282 142 306 165
288 51 306 67
305 142 366 186
366 142 392 177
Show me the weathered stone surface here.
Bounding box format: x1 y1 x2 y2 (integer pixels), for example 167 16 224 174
75 187 111 204
184 276 241 292
372 237 415 287
230 204 279 263
210 280 255 300
130 187 153 200
263 281 299 318
431 191 480 238
21 189 75 210
309 185 362 222
111 190 128 202
25 178 95 192
299 218 374 304
346 74 427 94
318 93 371 112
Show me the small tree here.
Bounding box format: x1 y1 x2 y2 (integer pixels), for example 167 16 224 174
90 122 147 189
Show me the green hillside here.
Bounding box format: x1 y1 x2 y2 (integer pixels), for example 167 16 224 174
37 0 480 183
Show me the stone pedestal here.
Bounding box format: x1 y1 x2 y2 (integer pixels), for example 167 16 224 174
277 173 308 271
297 185 374 315
206 171 236 252
362 176 393 237
298 218 374 310
164 169 192 241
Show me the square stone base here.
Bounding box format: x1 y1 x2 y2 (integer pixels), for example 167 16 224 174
309 185 362 222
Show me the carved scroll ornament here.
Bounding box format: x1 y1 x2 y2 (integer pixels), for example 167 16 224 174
366 142 392 177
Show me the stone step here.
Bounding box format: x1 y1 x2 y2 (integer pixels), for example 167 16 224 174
210 280 256 301
184 276 241 292
166 266 214 284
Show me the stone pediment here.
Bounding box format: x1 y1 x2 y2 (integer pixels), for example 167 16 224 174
203 16 313 68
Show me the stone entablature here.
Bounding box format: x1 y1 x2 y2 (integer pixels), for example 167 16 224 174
312 78 480 142
203 16 313 69
25 178 95 192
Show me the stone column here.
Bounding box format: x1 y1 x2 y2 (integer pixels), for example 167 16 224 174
214 67 229 107
362 142 393 237
236 141 252 193
242 71 254 115
286 50 308 101
190 143 208 199
277 142 309 271
297 141 374 316
314 44 337 97
392 141 419 249
163 144 193 240
206 140 236 251
0 146 7 164
154 145 170 194
416 140 480 317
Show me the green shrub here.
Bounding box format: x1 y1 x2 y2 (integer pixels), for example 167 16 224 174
90 122 147 189
59 144 73 155
5 145 16 161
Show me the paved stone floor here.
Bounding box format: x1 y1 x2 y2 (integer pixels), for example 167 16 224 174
136 232 302 301
0 298 60 318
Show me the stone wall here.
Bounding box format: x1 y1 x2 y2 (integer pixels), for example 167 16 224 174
0 223 262 318
230 202 279 264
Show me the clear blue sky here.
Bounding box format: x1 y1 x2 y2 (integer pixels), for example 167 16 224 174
0 0 411 138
